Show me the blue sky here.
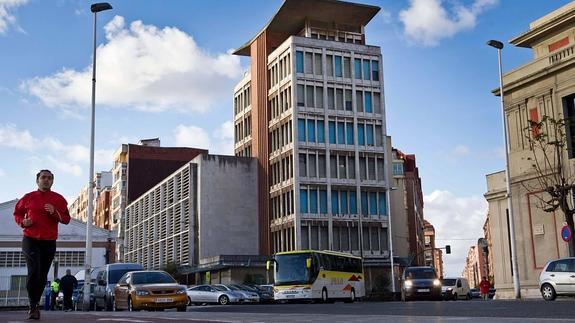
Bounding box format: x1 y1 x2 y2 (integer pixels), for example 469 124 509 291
0 0 572 276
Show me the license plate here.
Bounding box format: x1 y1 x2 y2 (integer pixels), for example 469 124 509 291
417 289 430 293
286 295 295 298
155 298 173 303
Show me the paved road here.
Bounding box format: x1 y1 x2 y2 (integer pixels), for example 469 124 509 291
2 299 575 322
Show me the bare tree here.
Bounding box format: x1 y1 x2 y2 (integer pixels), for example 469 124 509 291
524 115 575 256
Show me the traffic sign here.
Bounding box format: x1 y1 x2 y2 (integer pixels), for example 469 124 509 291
561 224 573 242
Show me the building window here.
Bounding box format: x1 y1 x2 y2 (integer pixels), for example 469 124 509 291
300 189 308 213
326 55 334 76
337 122 345 144
332 191 339 214
316 87 324 108
296 51 304 73
307 119 316 142
369 192 378 215
379 192 387 215
298 119 306 142
297 84 305 107
356 91 364 112
354 58 362 79
393 162 404 175
329 121 336 144
317 120 325 143
358 124 365 145
310 189 318 213
361 191 368 215
364 92 372 113
363 60 371 80
340 191 348 214
350 191 357 214
335 56 343 77
304 52 313 74
372 60 379 81
366 124 374 146
346 122 354 145
320 190 328 213
344 57 351 78
563 94 575 158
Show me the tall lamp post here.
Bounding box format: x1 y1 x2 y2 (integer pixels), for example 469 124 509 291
84 2 112 311
487 39 521 299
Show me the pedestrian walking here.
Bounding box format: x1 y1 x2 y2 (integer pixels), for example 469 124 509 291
479 277 490 300
14 170 71 320
50 279 60 310
60 269 78 311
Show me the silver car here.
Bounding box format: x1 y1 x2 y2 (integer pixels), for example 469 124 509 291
227 284 261 303
186 285 243 305
539 257 575 301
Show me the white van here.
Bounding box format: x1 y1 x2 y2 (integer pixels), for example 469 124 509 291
441 277 471 300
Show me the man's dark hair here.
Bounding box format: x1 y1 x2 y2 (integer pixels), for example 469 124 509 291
36 169 54 180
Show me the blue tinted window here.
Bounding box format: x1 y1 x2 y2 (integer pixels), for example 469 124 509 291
320 190 327 213
335 56 342 77
350 191 357 214
328 121 336 144
310 189 318 213
307 120 315 142
346 123 354 145
379 192 387 215
300 189 308 213
366 124 374 145
331 190 339 214
358 124 365 145
296 51 304 73
354 58 362 79
298 119 306 142
361 191 368 215
363 60 370 80
369 192 377 215
364 92 372 113
340 191 348 214
372 60 379 81
317 120 325 143
337 122 345 144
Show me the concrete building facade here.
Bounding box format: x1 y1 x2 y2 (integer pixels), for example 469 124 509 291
232 0 393 276
485 2 575 298
123 154 259 273
111 139 207 260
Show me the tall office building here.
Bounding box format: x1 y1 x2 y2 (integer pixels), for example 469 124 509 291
233 0 392 266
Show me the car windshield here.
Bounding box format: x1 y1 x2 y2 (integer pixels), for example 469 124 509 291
274 253 311 286
441 279 456 286
405 268 437 279
228 285 242 291
212 285 227 292
131 272 175 284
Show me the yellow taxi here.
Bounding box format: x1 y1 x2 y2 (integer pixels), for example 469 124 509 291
113 270 187 311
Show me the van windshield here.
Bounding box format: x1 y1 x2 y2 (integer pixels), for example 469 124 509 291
405 268 437 279
441 279 456 286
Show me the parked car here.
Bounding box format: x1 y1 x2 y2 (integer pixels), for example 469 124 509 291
243 284 274 303
539 257 575 301
186 284 243 305
441 277 471 300
73 283 96 311
220 284 260 303
469 288 481 299
112 270 187 312
401 266 442 301
94 263 144 311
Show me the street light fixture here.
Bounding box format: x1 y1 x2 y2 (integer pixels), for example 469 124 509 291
84 2 112 311
487 39 521 299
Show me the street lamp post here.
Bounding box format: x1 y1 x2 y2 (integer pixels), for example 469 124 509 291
487 39 521 299
386 187 397 295
84 2 112 311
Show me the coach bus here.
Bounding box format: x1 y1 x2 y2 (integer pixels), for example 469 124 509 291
267 250 364 302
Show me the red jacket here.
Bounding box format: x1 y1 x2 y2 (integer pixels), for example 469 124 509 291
479 280 490 294
14 190 71 240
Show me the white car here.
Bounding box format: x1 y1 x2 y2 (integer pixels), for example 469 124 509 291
441 277 471 300
186 285 243 305
539 257 575 301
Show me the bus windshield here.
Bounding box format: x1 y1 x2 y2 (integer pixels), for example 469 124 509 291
274 253 312 286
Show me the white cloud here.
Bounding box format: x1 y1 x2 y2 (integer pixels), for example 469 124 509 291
0 0 28 35
173 121 235 155
399 0 497 46
21 15 243 114
0 123 113 177
174 125 211 150
423 190 488 276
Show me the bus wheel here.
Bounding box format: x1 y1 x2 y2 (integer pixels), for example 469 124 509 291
321 288 328 303
344 289 355 303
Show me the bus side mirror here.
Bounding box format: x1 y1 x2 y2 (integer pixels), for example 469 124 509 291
266 260 270 271
306 258 312 269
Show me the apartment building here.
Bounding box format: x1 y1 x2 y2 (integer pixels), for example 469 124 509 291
232 0 393 273
486 1 575 298
111 138 207 260
462 245 488 289
123 154 258 276
69 171 112 225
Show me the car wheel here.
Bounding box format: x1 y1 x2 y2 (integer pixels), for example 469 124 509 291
321 288 328 303
187 297 192 306
218 295 230 305
453 293 458 301
177 306 186 312
541 284 556 301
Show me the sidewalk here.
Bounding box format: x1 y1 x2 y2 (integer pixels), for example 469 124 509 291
0 310 219 323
